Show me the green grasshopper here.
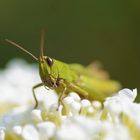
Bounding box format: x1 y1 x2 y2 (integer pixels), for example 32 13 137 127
5 31 121 108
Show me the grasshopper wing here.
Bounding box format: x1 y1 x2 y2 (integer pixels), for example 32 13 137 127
69 61 109 80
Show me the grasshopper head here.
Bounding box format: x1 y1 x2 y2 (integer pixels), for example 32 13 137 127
39 55 58 88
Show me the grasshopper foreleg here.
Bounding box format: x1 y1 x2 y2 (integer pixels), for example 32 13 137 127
32 83 44 109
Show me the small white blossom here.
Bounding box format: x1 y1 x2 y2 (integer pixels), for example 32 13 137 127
104 96 122 114
69 92 81 101
70 101 81 114
92 100 102 110
87 106 94 114
22 124 39 140
63 96 74 105
102 122 131 140
81 99 91 107
37 122 56 139
31 109 42 122
56 118 90 140
118 88 137 102
12 125 22 135
73 116 101 137
0 127 5 140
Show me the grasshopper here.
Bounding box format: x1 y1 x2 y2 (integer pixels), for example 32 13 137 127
5 31 121 108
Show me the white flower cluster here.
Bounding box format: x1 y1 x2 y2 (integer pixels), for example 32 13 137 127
0 59 140 140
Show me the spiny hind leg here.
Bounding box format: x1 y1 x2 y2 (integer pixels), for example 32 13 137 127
68 83 89 98
32 83 44 109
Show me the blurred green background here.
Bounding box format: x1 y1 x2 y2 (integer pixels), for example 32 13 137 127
0 0 140 92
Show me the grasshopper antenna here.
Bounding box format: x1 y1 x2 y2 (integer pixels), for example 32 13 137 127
40 29 45 58
5 39 38 61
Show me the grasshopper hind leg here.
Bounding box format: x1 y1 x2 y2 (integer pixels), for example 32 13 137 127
68 83 89 98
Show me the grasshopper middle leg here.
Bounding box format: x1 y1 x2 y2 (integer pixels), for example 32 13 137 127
58 87 67 107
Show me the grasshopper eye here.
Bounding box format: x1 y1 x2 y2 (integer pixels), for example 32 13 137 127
46 57 54 67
